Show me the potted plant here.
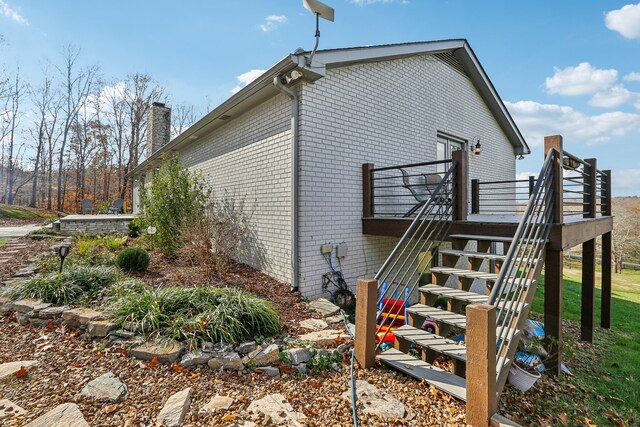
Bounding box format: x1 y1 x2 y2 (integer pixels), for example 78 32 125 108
507 336 553 392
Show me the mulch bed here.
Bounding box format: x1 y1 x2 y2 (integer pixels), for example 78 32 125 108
0 237 57 283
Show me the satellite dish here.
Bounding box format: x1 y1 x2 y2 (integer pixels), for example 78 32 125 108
303 0 335 22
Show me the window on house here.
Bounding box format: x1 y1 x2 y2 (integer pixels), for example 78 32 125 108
436 134 466 173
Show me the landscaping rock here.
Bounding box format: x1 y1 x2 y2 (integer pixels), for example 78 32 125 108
243 344 279 367
287 347 311 365
77 371 127 402
180 350 212 368
13 264 38 278
62 308 106 327
0 298 14 314
87 320 118 338
298 329 350 346
13 299 51 314
109 329 137 339
309 298 340 317
0 398 27 420
255 366 280 377
341 380 407 420
299 318 328 331
38 305 70 319
293 363 307 375
235 341 258 355
199 395 234 413
325 314 343 324
247 393 307 426
24 403 88 427
208 352 243 371
28 317 48 327
16 313 29 325
203 341 233 356
0 360 39 381
346 322 356 338
157 387 192 427
131 340 182 364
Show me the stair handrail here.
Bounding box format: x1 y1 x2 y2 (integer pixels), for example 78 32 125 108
374 161 458 349
488 150 557 386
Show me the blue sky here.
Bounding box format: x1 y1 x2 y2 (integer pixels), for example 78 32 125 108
1 0 639 195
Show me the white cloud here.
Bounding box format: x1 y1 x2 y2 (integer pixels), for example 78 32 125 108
589 84 638 108
545 63 618 96
624 72 640 82
605 2 640 39
231 69 266 94
259 15 287 32
505 100 640 146
0 0 28 25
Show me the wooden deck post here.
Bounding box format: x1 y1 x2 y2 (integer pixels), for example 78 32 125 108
581 158 597 342
466 303 497 427
355 278 378 368
471 179 480 214
543 135 564 375
601 170 612 329
452 150 468 221
362 163 374 218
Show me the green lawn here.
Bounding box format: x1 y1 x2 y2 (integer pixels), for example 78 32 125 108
525 264 640 425
0 204 57 221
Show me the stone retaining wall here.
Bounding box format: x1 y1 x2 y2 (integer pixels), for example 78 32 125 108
59 215 135 234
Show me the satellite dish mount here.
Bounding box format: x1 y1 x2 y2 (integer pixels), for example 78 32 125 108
303 0 335 66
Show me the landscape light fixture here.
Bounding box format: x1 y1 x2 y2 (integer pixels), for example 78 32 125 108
303 0 335 66
58 244 70 273
147 225 157 235
473 139 482 155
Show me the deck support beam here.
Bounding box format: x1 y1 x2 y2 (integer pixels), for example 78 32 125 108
601 232 612 329
466 303 497 427
452 150 468 221
355 278 378 368
581 239 596 342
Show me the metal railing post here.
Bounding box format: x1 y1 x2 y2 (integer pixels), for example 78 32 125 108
452 150 467 221
471 179 479 214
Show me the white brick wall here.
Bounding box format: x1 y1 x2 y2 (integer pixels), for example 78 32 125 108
177 94 293 283
297 53 517 298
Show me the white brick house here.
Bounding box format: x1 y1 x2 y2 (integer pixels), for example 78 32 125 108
128 40 529 299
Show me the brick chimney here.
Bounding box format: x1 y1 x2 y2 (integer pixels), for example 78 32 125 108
147 102 171 156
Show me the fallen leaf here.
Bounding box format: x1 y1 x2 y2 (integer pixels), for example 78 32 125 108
14 367 27 378
102 404 119 414
170 361 187 374
221 413 239 421
147 357 159 369
559 413 569 426
190 373 201 381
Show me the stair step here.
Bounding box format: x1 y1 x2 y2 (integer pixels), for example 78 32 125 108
406 304 520 340
439 249 507 262
377 348 467 401
419 284 489 304
450 234 512 243
430 267 498 281
393 324 467 361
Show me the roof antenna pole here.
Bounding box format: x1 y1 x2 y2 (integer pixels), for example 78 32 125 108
302 0 335 66
307 13 320 66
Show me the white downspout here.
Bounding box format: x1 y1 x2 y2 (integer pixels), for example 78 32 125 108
273 76 300 292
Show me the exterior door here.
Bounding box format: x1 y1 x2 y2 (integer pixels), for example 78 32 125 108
437 135 464 173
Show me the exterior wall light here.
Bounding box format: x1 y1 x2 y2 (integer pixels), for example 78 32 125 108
473 139 482 155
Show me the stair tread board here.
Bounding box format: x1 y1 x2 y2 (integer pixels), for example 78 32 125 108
449 234 513 243
394 324 467 360
377 349 467 401
407 305 468 328
419 285 489 303
430 267 499 280
439 249 507 261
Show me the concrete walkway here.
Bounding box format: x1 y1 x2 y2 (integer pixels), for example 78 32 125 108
0 224 41 238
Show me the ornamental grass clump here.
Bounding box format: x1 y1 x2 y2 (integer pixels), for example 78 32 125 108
116 248 150 272
109 286 280 347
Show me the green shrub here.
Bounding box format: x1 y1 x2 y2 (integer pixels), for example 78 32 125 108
116 248 150 272
140 155 211 254
128 217 145 238
28 227 59 236
2 275 83 305
104 236 126 252
109 286 280 346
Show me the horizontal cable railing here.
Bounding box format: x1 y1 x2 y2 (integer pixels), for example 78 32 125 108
373 161 458 349
472 177 535 216
369 160 453 218
488 151 555 389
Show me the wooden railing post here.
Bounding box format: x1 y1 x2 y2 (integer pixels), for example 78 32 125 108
466 303 497 426
601 170 612 329
528 175 535 197
362 163 374 218
581 158 597 342
452 150 468 221
543 135 564 375
355 278 378 368
471 179 480 214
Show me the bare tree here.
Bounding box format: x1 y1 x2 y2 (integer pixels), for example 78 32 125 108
2 66 28 204
55 46 99 211
612 200 640 273
171 103 196 138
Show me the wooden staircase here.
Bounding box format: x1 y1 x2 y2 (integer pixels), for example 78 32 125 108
378 232 545 401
